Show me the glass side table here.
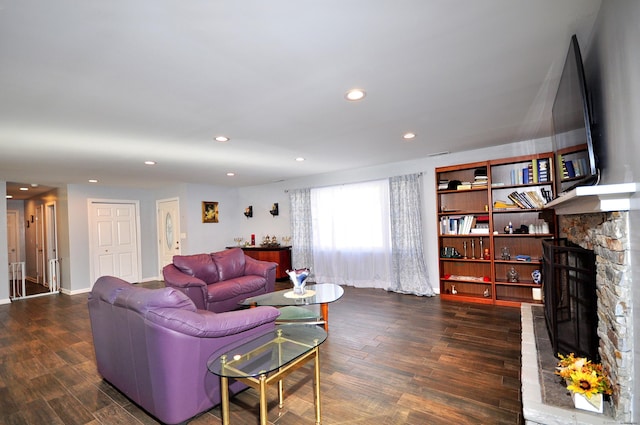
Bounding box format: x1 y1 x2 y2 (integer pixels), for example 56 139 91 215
208 326 328 425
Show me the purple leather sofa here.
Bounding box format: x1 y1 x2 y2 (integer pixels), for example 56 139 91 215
162 248 277 313
88 275 280 425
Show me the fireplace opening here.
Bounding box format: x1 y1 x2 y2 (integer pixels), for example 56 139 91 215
542 238 599 361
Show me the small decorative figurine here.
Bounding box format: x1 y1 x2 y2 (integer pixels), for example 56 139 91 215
451 285 457 295
507 267 519 283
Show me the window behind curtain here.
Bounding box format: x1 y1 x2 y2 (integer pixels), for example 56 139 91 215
310 179 392 289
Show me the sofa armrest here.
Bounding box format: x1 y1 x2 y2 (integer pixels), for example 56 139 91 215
162 264 208 309
146 306 281 338
244 255 276 278
244 256 277 293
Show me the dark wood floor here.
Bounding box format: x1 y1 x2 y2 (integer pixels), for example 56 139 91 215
0 281 523 424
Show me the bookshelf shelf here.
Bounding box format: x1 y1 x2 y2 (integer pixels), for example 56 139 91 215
436 152 556 307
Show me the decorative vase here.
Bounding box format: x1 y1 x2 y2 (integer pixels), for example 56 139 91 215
287 268 310 295
572 392 603 413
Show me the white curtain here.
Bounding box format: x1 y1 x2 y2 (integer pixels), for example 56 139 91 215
288 188 314 270
310 180 392 289
389 174 435 296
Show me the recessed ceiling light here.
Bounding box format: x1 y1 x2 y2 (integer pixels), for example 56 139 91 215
215 136 230 142
403 132 416 140
226 172 235 176
295 157 305 162
144 161 156 165
88 179 98 183
6 195 13 199
19 187 28 191
345 89 366 101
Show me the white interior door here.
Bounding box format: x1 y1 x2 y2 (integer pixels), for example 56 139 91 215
157 198 181 277
90 201 140 284
6 210 19 264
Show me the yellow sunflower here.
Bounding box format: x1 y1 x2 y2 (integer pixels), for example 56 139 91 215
567 370 600 398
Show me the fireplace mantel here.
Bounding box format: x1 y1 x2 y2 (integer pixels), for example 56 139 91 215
546 183 638 215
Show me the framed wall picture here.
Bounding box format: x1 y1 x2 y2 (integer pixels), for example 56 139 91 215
202 201 219 223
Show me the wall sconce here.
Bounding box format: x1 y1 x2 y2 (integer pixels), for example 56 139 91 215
244 206 253 218
269 203 279 217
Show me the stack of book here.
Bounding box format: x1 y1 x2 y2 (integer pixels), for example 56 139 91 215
472 167 488 188
493 200 518 209
456 182 473 190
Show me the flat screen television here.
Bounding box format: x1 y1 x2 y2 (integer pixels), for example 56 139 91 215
551 34 600 195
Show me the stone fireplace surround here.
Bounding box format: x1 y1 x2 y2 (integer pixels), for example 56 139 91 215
522 184 637 424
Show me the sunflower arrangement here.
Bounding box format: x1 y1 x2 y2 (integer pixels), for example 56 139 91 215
556 353 612 398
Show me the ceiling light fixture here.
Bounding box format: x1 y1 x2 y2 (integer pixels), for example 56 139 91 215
6 195 13 199
345 89 366 101
226 172 235 176
215 136 229 142
88 179 98 183
403 132 416 140
428 151 450 157
144 161 156 165
19 187 28 191
295 157 305 162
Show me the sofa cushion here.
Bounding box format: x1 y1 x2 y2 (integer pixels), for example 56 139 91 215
207 275 266 303
211 248 246 281
173 253 219 284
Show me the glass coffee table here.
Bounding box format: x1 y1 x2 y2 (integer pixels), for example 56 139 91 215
240 283 344 331
208 326 327 425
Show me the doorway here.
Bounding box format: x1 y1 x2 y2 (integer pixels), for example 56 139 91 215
7 202 59 299
88 200 141 286
156 198 181 277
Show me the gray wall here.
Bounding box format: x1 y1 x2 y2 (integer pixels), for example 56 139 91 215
586 1 640 421
0 182 7 303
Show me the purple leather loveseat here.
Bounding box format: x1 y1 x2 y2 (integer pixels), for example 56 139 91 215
88 275 280 425
162 248 277 313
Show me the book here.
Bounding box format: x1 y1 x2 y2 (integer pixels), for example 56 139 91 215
538 159 549 182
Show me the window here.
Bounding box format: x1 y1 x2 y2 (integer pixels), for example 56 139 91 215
310 179 391 288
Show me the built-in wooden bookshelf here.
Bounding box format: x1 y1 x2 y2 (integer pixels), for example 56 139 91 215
436 153 556 307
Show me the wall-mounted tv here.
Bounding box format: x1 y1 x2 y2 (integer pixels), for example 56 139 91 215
551 34 600 195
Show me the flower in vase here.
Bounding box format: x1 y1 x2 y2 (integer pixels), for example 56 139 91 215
556 353 612 399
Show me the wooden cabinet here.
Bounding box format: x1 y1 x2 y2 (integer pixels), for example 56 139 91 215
237 246 292 280
436 153 556 307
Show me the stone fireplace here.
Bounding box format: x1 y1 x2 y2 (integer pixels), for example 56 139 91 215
559 211 632 421
522 183 637 424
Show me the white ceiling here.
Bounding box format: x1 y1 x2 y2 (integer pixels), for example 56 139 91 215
0 0 601 198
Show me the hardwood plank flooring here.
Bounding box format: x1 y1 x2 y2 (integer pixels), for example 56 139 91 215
0 282 523 424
